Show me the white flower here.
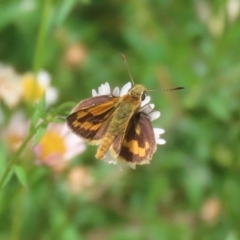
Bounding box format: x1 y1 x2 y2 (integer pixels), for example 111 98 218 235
91 82 166 168
0 65 22 108
1 111 29 151
227 0 240 22
22 70 58 106
34 123 86 171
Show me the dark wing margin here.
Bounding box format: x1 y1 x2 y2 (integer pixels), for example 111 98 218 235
66 95 119 144
112 112 156 164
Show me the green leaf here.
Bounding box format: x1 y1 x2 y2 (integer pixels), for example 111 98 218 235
207 96 230 121
53 0 76 26
0 3 20 30
0 142 8 176
33 123 48 146
14 166 28 188
2 170 13 189
51 117 66 123
47 102 75 124
30 94 46 130
53 102 76 114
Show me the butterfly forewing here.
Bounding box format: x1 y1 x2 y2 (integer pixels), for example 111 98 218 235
66 95 120 143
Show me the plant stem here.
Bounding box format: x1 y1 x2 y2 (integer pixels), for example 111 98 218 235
10 188 24 240
0 123 44 190
33 0 52 73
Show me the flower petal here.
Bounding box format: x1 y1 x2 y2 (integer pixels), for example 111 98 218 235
92 89 98 96
149 103 155 110
156 138 166 145
153 128 165 135
37 71 51 87
112 87 120 96
103 82 111 95
141 95 151 107
149 111 160 121
98 84 106 95
45 87 58 105
140 104 154 114
64 145 86 160
120 82 131 96
97 82 111 95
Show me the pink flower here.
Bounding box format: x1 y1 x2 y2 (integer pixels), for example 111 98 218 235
34 123 86 170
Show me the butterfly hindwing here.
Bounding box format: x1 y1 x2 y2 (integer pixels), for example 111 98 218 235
111 112 156 164
66 95 120 144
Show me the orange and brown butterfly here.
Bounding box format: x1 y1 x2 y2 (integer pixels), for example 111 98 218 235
66 56 172 168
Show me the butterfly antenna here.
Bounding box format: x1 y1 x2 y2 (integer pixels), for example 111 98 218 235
147 86 184 92
120 53 135 85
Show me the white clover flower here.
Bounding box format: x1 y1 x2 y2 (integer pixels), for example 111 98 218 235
91 82 166 168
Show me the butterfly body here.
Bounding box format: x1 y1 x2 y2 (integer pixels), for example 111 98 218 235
66 83 157 165
95 84 145 159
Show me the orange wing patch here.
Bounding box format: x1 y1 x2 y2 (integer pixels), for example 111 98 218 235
111 112 156 164
66 96 120 143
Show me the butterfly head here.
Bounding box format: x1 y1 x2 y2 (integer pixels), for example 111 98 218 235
129 84 147 101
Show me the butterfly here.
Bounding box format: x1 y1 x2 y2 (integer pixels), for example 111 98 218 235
66 55 183 167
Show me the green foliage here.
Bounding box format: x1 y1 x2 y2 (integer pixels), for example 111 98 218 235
0 0 240 239
30 94 46 130
13 166 28 188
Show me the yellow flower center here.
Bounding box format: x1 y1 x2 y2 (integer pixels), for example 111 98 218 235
39 131 66 162
22 74 44 101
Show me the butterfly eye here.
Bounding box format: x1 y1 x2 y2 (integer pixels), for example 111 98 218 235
141 93 146 101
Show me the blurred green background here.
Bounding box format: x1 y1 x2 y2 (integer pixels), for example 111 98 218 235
1 0 240 239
